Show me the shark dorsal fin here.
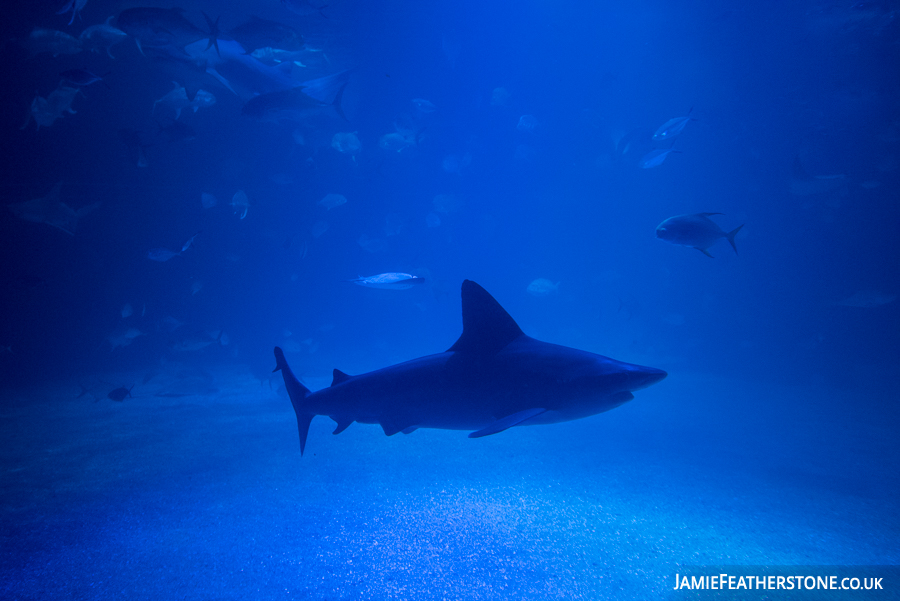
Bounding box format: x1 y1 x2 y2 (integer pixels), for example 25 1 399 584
447 280 524 354
331 369 352 386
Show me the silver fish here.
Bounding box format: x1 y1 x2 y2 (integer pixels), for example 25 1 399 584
351 273 425 290
655 212 743 258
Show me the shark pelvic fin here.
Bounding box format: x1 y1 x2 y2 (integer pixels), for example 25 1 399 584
468 408 546 438
332 418 353 435
447 280 524 354
380 413 417 437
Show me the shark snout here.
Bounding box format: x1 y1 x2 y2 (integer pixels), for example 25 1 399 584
621 364 667 391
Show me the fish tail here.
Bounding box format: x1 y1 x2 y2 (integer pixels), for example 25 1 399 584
273 347 314 455
726 224 744 255
202 12 221 57
332 83 348 121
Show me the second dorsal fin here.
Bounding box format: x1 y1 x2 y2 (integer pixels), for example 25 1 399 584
331 369 352 386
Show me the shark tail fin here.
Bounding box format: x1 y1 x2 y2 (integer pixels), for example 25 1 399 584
273 347 313 455
726 224 743 255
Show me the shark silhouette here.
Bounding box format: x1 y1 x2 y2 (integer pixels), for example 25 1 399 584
274 280 667 454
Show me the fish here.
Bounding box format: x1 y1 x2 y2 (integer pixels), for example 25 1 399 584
655 212 744 258
228 16 305 52
273 280 667 455
57 0 88 26
351 273 425 290
789 156 846 195
107 327 143 349
835 291 897 309
331 132 361 155
379 130 417 152
59 68 106 87
281 0 328 17
156 120 196 143
153 82 215 119
241 70 350 122
181 231 200 252
7 183 100 235
652 109 694 142
116 7 219 56
231 190 250 219
412 98 436 113
107 384 134 402
318 193 347 210
147 248 181 261
639 148 681 169
527 278 559 297
249 46 312 66
517 114 538 133
79 17 128 58
22 86 82 130
171 330 224 352
200 192 217 208
21 28 82 57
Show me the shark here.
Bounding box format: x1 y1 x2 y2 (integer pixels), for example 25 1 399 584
273 280 667 455
7 183 100 235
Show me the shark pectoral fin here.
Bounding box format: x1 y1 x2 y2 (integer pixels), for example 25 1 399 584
331 417 353 435
697 247 714 258
468 408 547 439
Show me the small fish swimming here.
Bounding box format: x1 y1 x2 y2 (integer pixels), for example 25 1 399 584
22 28 82 57
116 7 220 56
59 68 106 88
655 213 743 258
640 148 681 169
107 327 143 349
527 279 560 297
153 82 215 120
171 330 225 352
228 16 304 52
517 114 538 133
57 0 88 26
318 193 347 210
412 98 436 113
351 273 425 290
331 132 361 155
281 0 328 17
79 17 127 58
181 231 200 252
22 86 82 130
231 190 250 219
835 291 897 309
652 109 694 142
789 156 846 195
107 384 134 402
147 248 181 262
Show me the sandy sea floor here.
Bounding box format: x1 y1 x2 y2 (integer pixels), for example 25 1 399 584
1 366 898 600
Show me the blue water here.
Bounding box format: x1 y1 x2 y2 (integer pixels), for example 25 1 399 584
1 0 898 599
